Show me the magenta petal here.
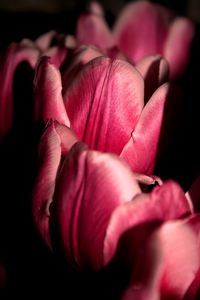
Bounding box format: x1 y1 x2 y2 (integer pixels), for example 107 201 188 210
64 57 144 154
122 217 200 300
164 18 195 79
136 55 169 102
43 46 68 68
32 122 78 248
76 12 114 49
120 83 179 174
62 45 103 95
34 56 70 126
35 30 57 52
53 145 141 270
113 1 170 63
183 265 200 300
104 180 191 265
0 43 38 140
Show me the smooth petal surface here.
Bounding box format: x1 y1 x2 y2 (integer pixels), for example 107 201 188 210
164 18 195 79
43 46 68 68
62 45 103 94
104 180 191 265
32 122 78 248
0 43 38 140
64 57 144 154
136 55 169 102
35 30 57 52
120 83 181 175
53 143 141 270
122 216 200 300
76 12 114 49
34 56 70 126
113 1 171 63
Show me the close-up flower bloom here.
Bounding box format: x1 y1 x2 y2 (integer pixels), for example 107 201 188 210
0 0 200 299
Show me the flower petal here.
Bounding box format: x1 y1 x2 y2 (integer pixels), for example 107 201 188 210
122 216 200 300
32 122 78 248
136 55 169 102
120 83 181 175
43 46 68 68
104 180 191 265
34 56 70 126
64 57 144 154
76 12 114 49
113 1 171 63
35 30 57 52
52 144 141 270
62 45 103 94
0 43 38 140
164 17 195 79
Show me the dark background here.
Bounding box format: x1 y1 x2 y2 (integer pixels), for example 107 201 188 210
0 0 199 50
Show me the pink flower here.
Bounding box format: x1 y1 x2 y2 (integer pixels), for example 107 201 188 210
76 1 195 79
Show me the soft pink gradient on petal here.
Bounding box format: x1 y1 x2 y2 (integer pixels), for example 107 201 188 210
136 55 169 102
164 18 195 79
35 30 57 52
0 43 38 140
113 1 170 64
76 13 114 49
104 180 191 265
53 144 141 270
120 83 180 174
122 216 200 300
34 56 70 126
32 122 78 248
43 46 68 68
64 57 144 154
62 45 103 94
183 266 200 300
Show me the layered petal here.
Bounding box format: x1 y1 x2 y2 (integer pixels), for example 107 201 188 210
113 1 171 63
52 144 141 270
34 56 70 126
136 55 169 102
122 215 200 300
76 12 114 49
32 122 78 248
164 18 195 79
64 57 144 154
120 83 181 175
62 45 103 94
104 180 191 266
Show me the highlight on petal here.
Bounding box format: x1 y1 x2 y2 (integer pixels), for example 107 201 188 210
120 82 181 175
0 43 38 140
52 144 141 271
76 12 114 49
183 266 200 300
122 216 200 300
187 175 200 212
104 180 191 266
43 46 68 68
136 55 169 102
89 1 104 17
32 122 78 248
62 45 103 94
34 56 70 126
35 30 57 52
164 17 195 79
113 0 171 63
64 56 144 154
